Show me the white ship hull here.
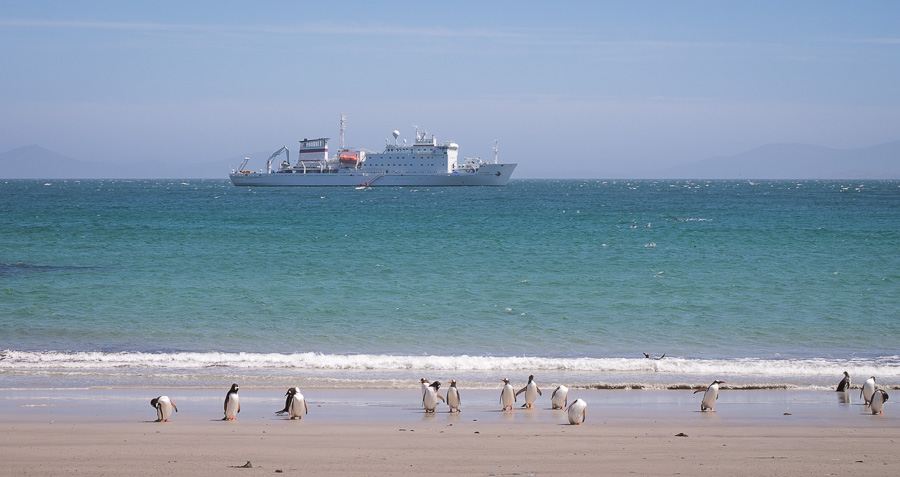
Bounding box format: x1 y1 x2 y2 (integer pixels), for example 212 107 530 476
230 163 516 187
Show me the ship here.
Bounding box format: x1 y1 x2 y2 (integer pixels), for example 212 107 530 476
229 116 516 187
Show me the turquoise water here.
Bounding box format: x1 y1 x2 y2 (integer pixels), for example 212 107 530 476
1 179 898 389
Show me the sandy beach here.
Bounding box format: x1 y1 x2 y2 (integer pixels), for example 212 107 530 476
2 388 898 476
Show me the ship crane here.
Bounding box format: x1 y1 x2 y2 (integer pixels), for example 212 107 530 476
266 146 289 173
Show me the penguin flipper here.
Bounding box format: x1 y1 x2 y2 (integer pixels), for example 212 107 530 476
171 401 178 412
536 386 542 396
693 386 708 394
515 387 526 396
437 393 445 403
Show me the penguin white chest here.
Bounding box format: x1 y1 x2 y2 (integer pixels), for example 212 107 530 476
225 393 240 420
567 399 587 425
157 396 174 421
524 382 539 405
862 378 876 404
423 387 440 411
447 387 460 410
551 385 569 409
701 385 719 411
289 393 307 419
501 385 515 407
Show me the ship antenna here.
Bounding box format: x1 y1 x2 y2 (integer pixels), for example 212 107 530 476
493 139 499 164
413 124 419 141
339 113 346 151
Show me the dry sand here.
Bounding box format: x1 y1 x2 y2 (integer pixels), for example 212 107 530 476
2 388 898 476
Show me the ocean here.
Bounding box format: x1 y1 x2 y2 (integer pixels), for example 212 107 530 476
1 179 898 391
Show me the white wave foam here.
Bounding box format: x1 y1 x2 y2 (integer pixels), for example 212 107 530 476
3 350 899 379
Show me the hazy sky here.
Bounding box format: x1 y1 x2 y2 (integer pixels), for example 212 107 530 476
2 1 899 178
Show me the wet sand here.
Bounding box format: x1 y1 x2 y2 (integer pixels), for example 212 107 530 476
2 388 898 476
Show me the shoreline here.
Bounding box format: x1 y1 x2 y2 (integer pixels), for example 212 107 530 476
2 388 898 476
2 387 893 424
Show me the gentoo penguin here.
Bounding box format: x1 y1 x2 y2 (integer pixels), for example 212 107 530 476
276 387 307 419
870 389 889 415
500 378 516 411
567 398 587 425
515 374 542 409
223 383 240 421
694 380 723 412
836 371 851 392
861 376 876 406
422 381 444 413
150 395 178 422
551 385 569 410
446 380 461 413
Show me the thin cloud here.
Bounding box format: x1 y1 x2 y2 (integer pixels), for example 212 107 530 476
852 38 900 44
0 18 523 40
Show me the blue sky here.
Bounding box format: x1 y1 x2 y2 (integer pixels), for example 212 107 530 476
2 1 898 178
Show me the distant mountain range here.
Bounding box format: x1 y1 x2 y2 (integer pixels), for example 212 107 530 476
0 145 240 179
1 140 898 180
654 140 900 179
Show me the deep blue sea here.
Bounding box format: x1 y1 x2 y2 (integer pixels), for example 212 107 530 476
1 179 898 390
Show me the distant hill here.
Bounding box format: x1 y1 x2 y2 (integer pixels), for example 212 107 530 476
657 140 900 179
0 145 233 179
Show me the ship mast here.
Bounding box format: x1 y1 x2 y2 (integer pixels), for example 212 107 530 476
493 139 499 164
339 113 346 151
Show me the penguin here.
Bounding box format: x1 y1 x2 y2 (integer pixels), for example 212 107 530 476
515 374 542 409
870 389 889 415
500 378 516 412
422 381 444 413
551 385 569 410
150 395 178 422
276 387 307 419
446 380 461 414
836 371 851 393
567 398 587 425
694 380 723 412
861 376 876 406
223 383 240 421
